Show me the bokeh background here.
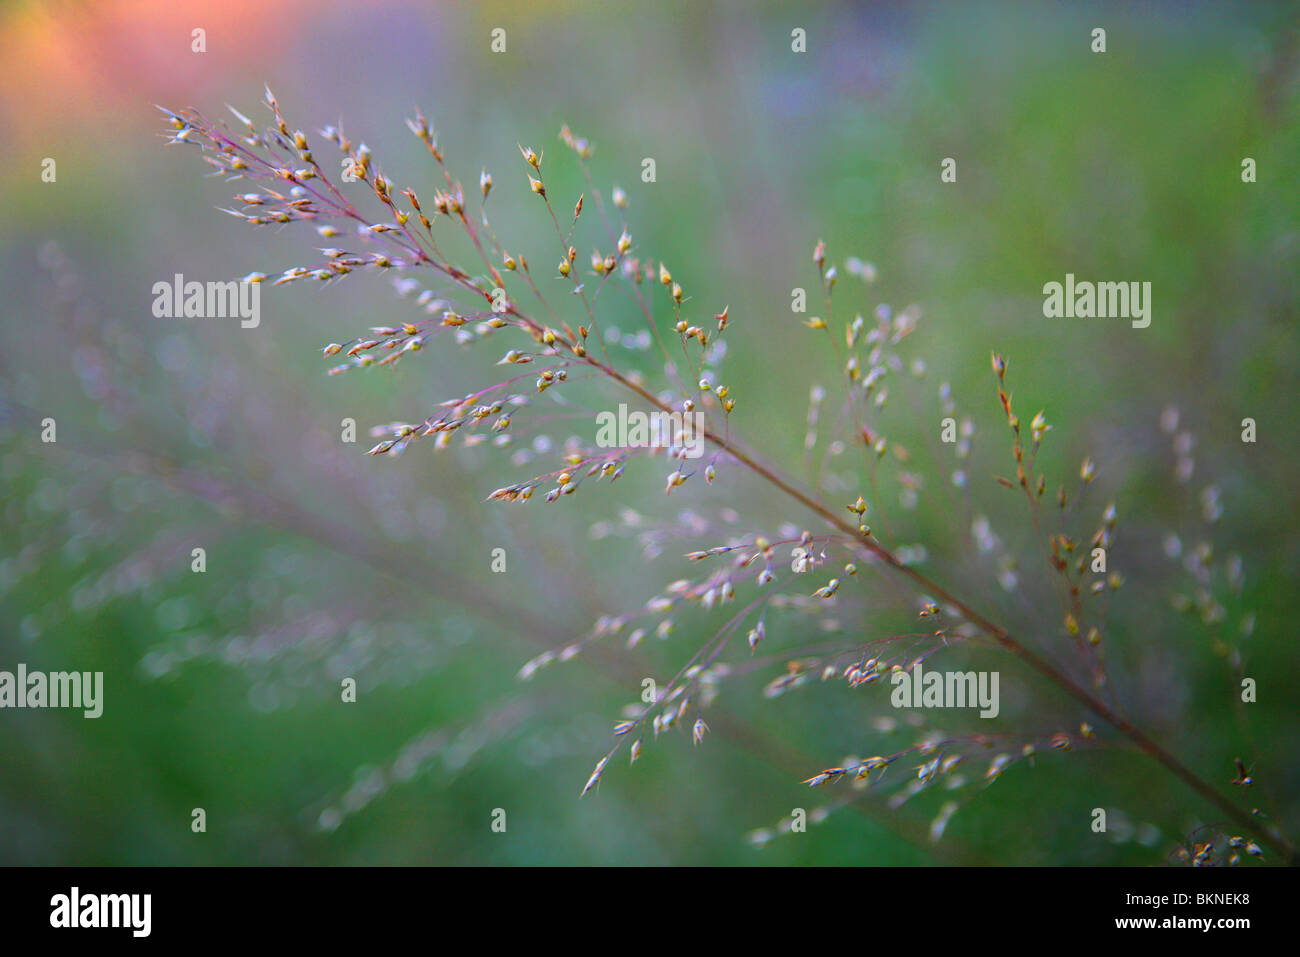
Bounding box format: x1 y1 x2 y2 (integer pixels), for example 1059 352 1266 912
1 0 1297 865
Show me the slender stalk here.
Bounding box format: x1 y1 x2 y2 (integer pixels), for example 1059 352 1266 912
167 102 1292 862
342 167 1291 860
588 355 1297 864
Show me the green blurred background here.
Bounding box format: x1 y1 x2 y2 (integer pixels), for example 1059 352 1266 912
1 0 1297 864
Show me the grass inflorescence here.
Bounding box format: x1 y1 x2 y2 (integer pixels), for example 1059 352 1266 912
160 90 1293 865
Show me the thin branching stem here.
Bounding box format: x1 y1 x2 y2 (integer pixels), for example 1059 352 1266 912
582 354 1297 863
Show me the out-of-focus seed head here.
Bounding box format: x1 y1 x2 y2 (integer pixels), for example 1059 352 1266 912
692 719 709 745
